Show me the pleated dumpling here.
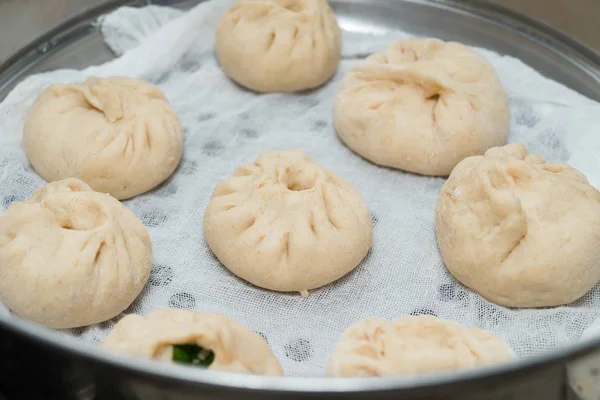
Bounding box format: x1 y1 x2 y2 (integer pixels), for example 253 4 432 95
0 179 151 328
102 309 283 376
334 38 509 176
216 0 342 92
328 316 515 377
24 76 183 200
436 143 600 307
204 150 372 293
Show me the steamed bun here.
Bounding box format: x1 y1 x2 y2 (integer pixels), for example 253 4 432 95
204 150 372 293
102 309 283 376
216 0 341 92
328 316 514 377
436 143 600 307
334 38 509 176
0 179 151 328
24 77 184 200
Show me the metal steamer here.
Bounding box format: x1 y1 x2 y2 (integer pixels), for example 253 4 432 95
1 1 600 399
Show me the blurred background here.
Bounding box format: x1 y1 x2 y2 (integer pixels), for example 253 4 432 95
0 0 599 64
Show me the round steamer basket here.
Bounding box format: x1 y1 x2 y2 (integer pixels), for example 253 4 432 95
1 1 600 399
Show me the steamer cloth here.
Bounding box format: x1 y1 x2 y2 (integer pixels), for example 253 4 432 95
1 0 600 377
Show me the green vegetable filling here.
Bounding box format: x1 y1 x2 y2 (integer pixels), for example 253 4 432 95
172 344 215 367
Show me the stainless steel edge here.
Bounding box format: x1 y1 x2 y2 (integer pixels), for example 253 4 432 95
1 0 600 398
0 314 579 397
2 0 600 100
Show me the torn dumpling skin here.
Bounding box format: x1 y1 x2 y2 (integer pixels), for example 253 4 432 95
328 316 514 377
24 76 184 200
436 143 600 307
204 150 373 293
101 309 283 376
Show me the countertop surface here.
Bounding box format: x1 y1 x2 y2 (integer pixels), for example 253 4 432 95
0 0 599 64
499 0 600 52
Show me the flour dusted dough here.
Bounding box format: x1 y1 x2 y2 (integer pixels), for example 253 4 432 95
334 38 509 176
24 77 183 200
328 316 514 377
216 0 341 92
0 179 151 328
204 150 372 292
436 143 600 307
102 309 283 376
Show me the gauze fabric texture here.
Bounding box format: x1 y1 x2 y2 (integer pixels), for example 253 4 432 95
1 0 600 377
